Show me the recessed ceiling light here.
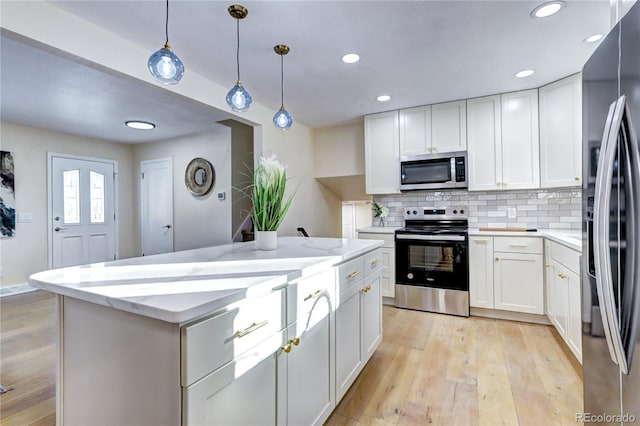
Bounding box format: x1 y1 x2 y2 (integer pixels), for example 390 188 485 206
531 1 565 18
342 53 360 64
514 69 535 78
125 120 155 130
377 95 391 102
584 33 603 43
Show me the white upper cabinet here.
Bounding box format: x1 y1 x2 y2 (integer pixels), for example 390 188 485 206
431 100 467 153
399 105 432 156
364 111 400 194
467 90 539 191
501 89 540 190
399 100 466 157
467 95 502 191
539 73 582 188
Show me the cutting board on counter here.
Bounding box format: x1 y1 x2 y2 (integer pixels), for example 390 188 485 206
479 227 536 232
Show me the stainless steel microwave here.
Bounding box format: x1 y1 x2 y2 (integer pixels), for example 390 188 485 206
400 151 467 191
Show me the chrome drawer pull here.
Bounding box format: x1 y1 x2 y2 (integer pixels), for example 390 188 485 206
303 289 325 301
234 320 269 338
346 270 361 279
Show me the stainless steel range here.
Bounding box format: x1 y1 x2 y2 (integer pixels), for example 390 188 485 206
395 206 469 317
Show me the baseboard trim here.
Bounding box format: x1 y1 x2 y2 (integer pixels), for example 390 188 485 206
0 283 37 298
470 307 551 325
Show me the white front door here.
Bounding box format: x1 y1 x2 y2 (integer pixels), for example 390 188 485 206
140 158 173 256
50 155 117 268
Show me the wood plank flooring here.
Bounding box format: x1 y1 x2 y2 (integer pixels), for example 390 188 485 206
327 306 583 426
0 291 583 425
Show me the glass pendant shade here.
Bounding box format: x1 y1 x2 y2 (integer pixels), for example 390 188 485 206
148 45 184 85
226 83 252 112
273 107 293 130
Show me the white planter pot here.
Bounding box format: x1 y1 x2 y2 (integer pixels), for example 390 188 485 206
255 230 278 251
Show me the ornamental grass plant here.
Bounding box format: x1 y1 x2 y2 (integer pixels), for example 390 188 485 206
251 154 298 231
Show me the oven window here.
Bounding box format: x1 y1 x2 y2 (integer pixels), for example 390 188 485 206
409 245 455 272
401 160 452 185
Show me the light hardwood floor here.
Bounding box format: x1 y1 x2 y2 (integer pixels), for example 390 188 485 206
0 291 582 425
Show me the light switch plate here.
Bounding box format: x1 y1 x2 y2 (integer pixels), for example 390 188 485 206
18 213 34 223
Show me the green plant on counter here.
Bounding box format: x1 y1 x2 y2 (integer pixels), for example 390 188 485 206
371 199 389 227
251 154 298 231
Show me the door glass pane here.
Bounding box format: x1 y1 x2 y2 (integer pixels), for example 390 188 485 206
90 171 105 223
63 169 80 224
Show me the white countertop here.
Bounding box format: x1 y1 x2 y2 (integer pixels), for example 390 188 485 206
356 226 400 234
29 237 383 323
469 228 582 252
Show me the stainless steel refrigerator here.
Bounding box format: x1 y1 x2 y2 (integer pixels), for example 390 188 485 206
582 2 640 424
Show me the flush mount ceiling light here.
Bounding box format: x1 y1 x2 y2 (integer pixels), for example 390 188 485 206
125 120 156 130
584 34 603 43
226 5 252 113
377 95 391 102
531 1 565 18
147 0 184 85
514 69 535 78
273 44 293 130
342 53 360 64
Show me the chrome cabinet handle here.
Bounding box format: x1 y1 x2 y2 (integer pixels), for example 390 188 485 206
234 320 268 338
54 227 67 232
162 224 172 229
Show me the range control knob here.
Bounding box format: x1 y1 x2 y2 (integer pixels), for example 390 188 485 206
460 209 465 214
413 210 417 215
406 210 411 215
453 209 458 214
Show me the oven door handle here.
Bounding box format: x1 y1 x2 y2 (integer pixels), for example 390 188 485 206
396 234 466 242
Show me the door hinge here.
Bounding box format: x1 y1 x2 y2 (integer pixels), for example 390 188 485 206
141 172 145 179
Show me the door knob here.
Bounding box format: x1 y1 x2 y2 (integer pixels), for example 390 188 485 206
54 227 66 232
162 224 172 229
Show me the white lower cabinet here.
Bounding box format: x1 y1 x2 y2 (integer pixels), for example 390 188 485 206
357 232 395 298
545 240 582 363
469 236 543 315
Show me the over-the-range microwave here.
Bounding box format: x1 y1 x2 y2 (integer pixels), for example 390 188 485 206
400 151 467 191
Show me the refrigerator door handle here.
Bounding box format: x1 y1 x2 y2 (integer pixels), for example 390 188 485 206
593 98 625 370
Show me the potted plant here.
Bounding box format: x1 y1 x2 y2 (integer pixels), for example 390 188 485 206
251 154 297 250
371 199 389 227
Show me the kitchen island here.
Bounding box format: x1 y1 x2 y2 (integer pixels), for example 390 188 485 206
29 237 384 426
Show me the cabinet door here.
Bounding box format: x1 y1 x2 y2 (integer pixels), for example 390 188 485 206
469 236 495 308
282 300 335 426
566 268 582 363
364 111 400 194
467 95 502 191
539 73 582 188
399 106 432 156
381 246 395 298
494 252 543 314
183 333 281 425
362 274 382 361
501 89 540 189
335 284 363 401
551 262 569 336
431 100 467 153
544 241 555 320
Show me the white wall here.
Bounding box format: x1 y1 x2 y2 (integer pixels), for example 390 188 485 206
313 122 365 178
134 128 232 251
0 1 335 240
0 121 136 286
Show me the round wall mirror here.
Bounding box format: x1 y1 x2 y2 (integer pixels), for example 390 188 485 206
185 157 215 197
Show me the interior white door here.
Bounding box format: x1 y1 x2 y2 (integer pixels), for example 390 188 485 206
341 202 356 239
51 155 116 268
141 158 174 256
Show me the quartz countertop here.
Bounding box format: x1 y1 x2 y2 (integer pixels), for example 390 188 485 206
29 237 383 323
356 226 400 234
469 228 582 252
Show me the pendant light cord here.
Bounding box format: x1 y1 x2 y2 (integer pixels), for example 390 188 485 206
165 0 170 45
280 53 284 107
236 19 241 82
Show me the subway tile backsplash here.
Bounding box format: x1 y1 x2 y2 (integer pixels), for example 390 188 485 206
373 188 581 230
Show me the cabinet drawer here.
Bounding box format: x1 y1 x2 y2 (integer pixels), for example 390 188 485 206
181 289 286 387
549 242 580 274
364 249 384 277
494 236 542 254
287 268 336 323
358 232 394 247
338 256 365 294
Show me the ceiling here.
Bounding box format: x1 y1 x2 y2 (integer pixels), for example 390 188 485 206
1 0 613 142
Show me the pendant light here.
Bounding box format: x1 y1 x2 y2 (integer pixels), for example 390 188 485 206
273 44 293 130
147 0 184 85
226 5 252 112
